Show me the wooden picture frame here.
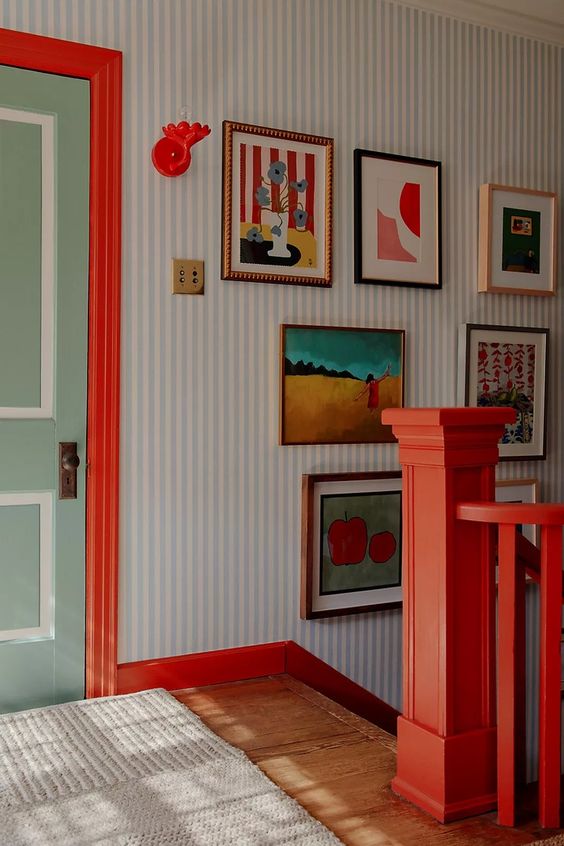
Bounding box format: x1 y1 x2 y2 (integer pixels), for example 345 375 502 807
478 183 557 296
222 120 333 287
354 148 442 289
495 478 539 545
301 472 402 620
279 323 405 446
458 323 549 461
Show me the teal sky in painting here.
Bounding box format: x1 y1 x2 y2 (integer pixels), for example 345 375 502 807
284 327 402 380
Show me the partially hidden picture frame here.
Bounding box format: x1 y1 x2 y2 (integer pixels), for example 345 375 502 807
495 478 539 545
458 324 549 461
301 472 402 619
478 183 557 296
354 148 441 289
280 323 405 446
222 120 333 287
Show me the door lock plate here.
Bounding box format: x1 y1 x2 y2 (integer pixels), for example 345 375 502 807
59 442 80 499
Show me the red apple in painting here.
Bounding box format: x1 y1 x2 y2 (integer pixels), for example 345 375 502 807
369 531 397 564
327 517 368 566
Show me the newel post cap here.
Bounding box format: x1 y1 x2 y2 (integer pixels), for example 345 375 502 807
382 407 515 429
382 407 516 467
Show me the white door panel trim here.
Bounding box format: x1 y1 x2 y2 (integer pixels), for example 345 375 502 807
0 107 54 419
0 491 54 641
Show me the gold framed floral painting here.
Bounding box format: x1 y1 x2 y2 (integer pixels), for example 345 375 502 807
222 121 333 287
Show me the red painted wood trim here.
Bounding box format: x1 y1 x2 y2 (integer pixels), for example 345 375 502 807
538 525 562 828
85 51 122 699
458 501 564 526
0 29 122 699
497 525 519 826
117 642 288 694
285 641 400 736
117 640 399 738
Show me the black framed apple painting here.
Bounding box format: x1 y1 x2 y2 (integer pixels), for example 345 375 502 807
300 471 402 619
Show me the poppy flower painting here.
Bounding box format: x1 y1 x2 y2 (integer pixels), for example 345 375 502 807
222 120 333 286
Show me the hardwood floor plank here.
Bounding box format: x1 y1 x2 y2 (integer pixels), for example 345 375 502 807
172 675 542 846
253 738 392 790
178 680 358 752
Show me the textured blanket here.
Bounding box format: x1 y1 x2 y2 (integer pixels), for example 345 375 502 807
0 688 341 845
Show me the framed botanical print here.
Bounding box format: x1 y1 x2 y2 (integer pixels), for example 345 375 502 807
222 120 333 287
458 324 549 460
495 478 539 545
478 184 557 296
280 324 405 446
354 149 441 288
301 472 402 619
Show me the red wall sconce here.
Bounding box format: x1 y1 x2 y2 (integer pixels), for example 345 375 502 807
152 119 211 177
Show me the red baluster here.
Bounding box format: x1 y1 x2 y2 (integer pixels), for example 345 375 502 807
538 524 562 828
497 523 526 826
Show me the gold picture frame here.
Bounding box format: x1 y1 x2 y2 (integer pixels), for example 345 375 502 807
478 183 557 296
222 120 333 287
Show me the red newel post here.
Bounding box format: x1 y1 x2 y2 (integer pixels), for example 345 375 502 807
382 407 514 823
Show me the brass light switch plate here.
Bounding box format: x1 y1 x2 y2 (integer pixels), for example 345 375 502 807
172 258 204 294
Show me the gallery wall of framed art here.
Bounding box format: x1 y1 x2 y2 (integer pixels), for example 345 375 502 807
61 0 564 720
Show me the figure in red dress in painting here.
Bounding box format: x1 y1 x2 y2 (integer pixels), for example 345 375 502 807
354 363 391 413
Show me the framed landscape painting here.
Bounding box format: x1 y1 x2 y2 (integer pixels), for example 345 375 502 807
222 120 333 287
478 184 557 296
458 324 549 460
301 472 402 619
354 149 441 289
280 324 405 445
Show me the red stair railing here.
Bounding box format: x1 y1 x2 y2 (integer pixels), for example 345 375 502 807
382 407 563 828
458 502 564 829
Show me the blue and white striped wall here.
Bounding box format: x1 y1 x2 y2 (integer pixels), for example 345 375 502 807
2 0 562 770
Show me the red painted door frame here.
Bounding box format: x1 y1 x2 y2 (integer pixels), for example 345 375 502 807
0 28 122 698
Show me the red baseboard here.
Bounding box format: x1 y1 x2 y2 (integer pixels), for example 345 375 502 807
117 641 287 694
286 641 399 736
116 640 399 736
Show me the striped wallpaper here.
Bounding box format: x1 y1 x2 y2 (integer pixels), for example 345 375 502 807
1 0 562 776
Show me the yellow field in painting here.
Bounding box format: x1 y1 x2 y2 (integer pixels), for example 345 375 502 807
283 375 402 444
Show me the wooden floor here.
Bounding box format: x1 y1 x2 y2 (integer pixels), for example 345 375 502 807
173 675 557 846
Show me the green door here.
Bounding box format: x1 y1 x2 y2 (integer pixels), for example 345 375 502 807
0 66 89 712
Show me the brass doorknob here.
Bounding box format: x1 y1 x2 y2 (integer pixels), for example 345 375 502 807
61 450 80 471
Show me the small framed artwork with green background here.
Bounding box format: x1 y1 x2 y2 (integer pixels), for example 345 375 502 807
301 472 402 619
222 120 333 287
354 149 441 289
478 184 557 295
458 324 549 461
280 324 405 445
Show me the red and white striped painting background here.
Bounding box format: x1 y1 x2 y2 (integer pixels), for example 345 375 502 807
239 143 316 235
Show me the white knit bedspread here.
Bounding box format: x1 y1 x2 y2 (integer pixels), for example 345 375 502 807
0 688 342 845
